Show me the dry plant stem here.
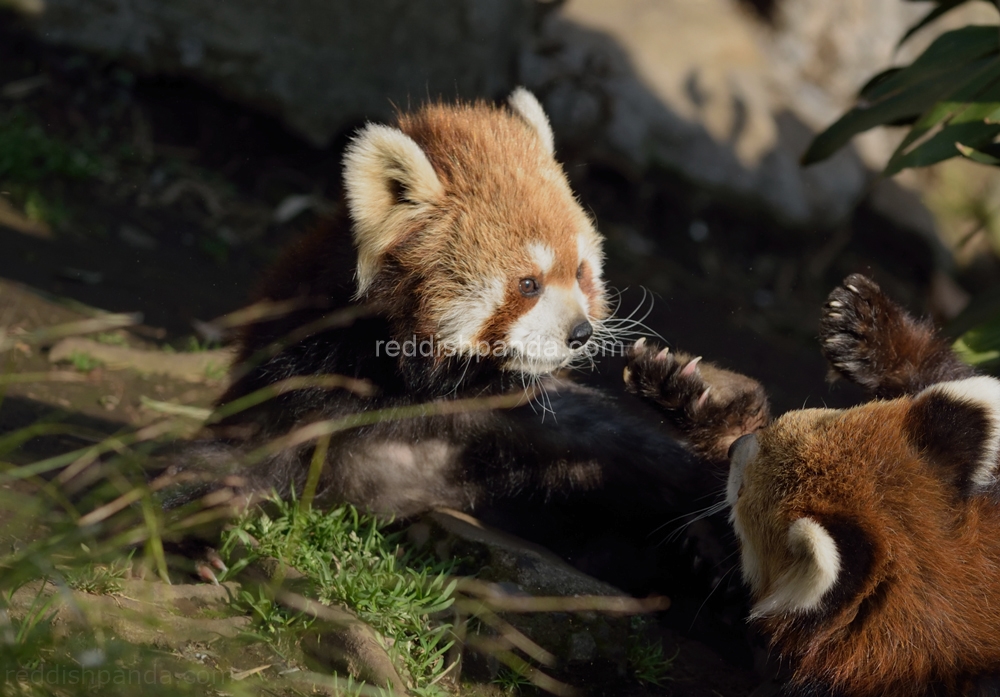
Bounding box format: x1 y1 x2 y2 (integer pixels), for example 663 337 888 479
140 495 169 582
207 374 375 424
209 297 343 330
228 305 375 383
0 313 141 352
465 640 579 697
5 419 182 484
455 597 556 667
250 388 538 461
79 463 240 528
457 577 671 614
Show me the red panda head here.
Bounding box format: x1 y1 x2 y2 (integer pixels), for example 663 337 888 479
342 89 608 375
726 376 1000 694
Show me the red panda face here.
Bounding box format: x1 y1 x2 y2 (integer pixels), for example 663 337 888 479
726 376 1000 694
342 89 608 375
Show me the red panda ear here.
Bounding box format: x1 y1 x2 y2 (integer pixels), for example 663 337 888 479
751 515 875 621
751 516 841 618
508 88 555 156
342 124 445 297
906 377 1000 495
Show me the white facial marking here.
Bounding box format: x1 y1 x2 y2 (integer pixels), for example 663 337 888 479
528 242 556 275
733 515 764 593
918 376 1000 489
750 517 841 619
506 285 587 374
437 277 506 356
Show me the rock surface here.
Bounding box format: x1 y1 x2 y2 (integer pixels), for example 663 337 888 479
521 0 868 228
26 0 538 147
412 509 655 680
20 0 987 253
522 0 999 229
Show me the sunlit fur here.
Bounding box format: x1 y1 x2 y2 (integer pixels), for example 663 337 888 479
198 89 711 527
728 378 1000 696
343 89 607 376
165 90 780 607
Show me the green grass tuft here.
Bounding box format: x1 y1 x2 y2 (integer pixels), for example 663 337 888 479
64 555 132 596
67 350 102 372
94 332 129 347
627 618 677 687
0 108 102 184
221 498 458 696
492 667 534 695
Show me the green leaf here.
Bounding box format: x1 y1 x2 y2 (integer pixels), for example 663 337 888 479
891 58 1000 155
954 314 1000 367
885 120 1000 174
857 67 904 100
804 59 997 165
863 26 1000 102
885 62 1000 173
804 27 1000 165
956 141 1000 164
899 0 980 47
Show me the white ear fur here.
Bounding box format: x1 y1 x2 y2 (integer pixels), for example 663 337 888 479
750 517 840 619
343 124 445 296
918 376 1000 489
508 87 555 156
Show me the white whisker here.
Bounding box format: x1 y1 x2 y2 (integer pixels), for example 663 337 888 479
690 563 740 631
647 496 729 545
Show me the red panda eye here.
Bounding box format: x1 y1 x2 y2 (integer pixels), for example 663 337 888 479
519 277 541 297
576 262 584 280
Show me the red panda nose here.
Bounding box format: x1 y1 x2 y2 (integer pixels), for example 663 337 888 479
568 320 593 349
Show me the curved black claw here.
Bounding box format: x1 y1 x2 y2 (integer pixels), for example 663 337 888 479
625 339 769 463
819 274 974 398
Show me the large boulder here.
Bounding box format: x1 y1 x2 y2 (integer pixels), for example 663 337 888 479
21 0 992 230
519 0 999 229
519 0 868 228
25 0 539 147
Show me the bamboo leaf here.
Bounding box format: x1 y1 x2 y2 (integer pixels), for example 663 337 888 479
956 141 1000 164
804 27 1000 165
885 120 1000 174
892 59 1000 155
864 26 999 102
899 0 980 47
954 314 1000 368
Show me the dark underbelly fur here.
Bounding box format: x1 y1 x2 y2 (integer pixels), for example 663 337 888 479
159 224 767 662
169 318 709 582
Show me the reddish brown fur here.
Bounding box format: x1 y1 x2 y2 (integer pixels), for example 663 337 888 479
230 97 606 368
388 101 607 346
739 402 1000 695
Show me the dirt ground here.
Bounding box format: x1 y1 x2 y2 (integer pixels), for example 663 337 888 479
0 13 954 696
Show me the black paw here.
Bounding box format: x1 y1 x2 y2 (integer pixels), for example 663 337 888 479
625 339 769 462
624 338 710 413
819 273 976 397
819 274 896 392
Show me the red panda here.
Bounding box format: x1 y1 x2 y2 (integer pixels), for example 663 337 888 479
166 89 769 594
724 275 1000 697
819 273 976 400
